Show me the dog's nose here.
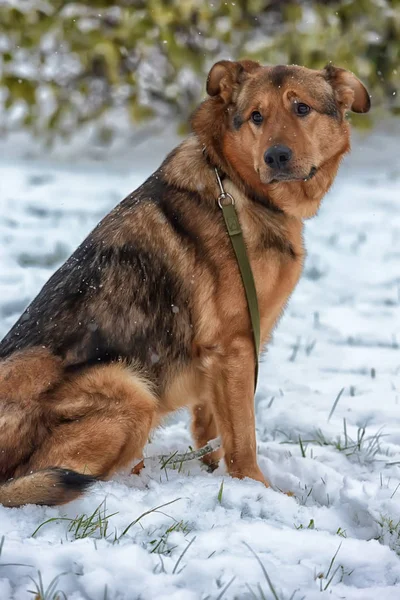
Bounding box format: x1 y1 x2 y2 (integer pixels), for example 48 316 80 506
264 145 292 169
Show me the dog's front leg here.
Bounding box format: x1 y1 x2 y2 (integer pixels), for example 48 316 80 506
211 337 269 486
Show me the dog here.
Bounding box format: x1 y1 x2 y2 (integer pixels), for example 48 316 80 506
0 60 370 506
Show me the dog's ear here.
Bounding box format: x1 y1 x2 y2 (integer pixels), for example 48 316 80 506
206 59 260 103
323 65 371 113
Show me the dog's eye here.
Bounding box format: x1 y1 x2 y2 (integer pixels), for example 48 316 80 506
250 111 263 124
295 102 311 116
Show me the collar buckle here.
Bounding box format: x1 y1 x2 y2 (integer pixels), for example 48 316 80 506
215 168 235 208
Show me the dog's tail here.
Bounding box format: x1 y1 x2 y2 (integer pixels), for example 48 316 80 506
0 468 96 507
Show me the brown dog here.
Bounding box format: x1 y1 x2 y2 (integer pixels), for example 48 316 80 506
0 61 370 506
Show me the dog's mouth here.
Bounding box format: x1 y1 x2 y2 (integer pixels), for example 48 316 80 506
267 166 318 184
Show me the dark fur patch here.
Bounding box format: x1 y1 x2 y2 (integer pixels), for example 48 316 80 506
158 193 199 246
56 468 97 492
323 63 337 82
262 231 296 259
269 65 295 88
233 113 244 130
318 95 339 119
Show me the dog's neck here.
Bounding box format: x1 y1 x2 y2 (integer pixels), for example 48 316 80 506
161 135 283 215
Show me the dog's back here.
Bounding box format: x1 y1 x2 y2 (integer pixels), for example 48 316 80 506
0 176 195 377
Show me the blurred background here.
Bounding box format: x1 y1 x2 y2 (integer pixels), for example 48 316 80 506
0 0 399 147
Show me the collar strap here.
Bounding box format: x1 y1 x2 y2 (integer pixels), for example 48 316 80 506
215 168 260 390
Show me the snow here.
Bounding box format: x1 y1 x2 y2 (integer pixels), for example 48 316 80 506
0 123 400 599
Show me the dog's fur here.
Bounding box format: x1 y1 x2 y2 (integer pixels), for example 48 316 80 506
0 61 370 506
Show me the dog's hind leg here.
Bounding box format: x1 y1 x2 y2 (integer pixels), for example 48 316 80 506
26 362 158 477
0 347 63 481
1 362 158 507
0 346 63 401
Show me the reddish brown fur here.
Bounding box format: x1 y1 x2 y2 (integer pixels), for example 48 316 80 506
0 60 370 506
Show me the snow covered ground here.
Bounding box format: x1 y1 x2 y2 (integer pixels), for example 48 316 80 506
0 123 400 599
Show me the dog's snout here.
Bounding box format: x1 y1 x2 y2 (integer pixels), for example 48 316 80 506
264 145 292 169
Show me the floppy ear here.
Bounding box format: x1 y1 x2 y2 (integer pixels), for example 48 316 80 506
324 64 371 113
206 59 260 103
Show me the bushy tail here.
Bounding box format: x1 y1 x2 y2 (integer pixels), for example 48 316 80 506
0 468 96 507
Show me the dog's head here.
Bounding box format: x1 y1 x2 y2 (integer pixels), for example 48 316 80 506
192 60 370 218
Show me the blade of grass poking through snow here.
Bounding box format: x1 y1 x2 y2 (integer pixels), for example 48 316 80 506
328 387 345 422
118 497 182 539
243 542 280 600
391 483 400 499
343 418 348 448
215 576 236 600
322 543 342 591
218 480 224 504
298 435 307 458
172 536 196 574
32 501 118 540
32 517 72 538
27 570 68 600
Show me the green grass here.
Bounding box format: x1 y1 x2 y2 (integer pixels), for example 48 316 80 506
172 536 196 574
214 576 236 599
375 515 400 555
27 571 67 600
295 519 315 530
32 497 183 544
32 500 118 541
315 544 353 591
294 520 347 538
281 420 385 464
117 497 182 541
336 527 347 538
148 520 191 555
297 485 313 506
217 480 224 504
327 388 345 422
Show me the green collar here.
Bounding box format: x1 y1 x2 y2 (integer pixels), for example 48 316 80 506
215 169 260 390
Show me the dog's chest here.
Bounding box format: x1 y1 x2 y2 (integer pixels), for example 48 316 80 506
251 218 304 346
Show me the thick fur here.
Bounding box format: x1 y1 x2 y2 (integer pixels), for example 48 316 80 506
0 61 370 506
0 469 95 507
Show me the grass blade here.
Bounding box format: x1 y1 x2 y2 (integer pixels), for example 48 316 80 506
172 536 196 574
215 576 236 599
243 542 280 600
328 388 345 422
324 543 342 582
218 480 224 504
119 497 182 538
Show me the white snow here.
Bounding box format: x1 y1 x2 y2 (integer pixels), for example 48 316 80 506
0 123 400 599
